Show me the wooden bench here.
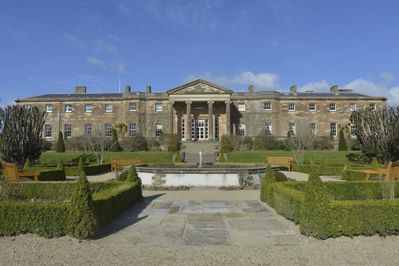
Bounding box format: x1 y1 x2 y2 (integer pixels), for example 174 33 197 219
265 156 294 171
352 161 399 180
2 162 40 181
111 157 142 171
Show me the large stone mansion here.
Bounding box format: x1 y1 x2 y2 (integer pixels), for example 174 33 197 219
16 79 386 142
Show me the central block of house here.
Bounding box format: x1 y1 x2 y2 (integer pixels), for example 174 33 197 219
16 79 386 142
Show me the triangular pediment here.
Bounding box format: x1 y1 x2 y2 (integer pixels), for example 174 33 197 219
167 79 232 95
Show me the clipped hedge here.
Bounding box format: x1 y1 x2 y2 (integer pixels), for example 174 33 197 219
261 178 399 239
38 169 66 181
65 164 111 176
0 181 141 238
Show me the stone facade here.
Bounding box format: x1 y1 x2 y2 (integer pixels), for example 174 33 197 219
16 79 387 142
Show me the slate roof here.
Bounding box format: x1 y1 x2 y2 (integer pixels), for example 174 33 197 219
24 93 124 99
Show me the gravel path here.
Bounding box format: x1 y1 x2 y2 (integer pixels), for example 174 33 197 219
1 189 398 266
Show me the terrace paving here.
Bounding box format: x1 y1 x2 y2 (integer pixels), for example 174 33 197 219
98 189 306 247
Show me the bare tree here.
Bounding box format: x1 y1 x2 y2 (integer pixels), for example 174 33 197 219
84 127 118 164
350 106 399 165
286 118 316 164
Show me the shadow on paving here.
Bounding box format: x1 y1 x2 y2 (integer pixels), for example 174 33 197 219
95 193 165 239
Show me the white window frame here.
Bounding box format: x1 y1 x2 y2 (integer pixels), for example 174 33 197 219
350 103 357 112
128 122 137 136
105 104 113 113
330 122 337 137
65 104 73 113
369 103 376 111
288 103 295 112
288 123 296 135
329 103 336 112
308 103 316 112
85 104 93 113
264 102 272 111
64 124 72 138
155 103 163 112
84 124 92 136
238 103 246 112
45 104 53 113
239 124 246 136
155 123 163 137
44 124 52 138
265 122 272 135
104 123 113 137
310 122 316 135
129 102 137 112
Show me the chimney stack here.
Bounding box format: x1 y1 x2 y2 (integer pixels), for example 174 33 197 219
330 85 339 94
125 85 131 93
289 85 297 94
75 86 87 94
248 85 254 93
146 85 152 93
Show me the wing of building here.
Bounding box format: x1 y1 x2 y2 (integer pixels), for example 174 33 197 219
16 79 387 141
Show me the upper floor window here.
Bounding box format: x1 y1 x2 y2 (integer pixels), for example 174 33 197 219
105 104 113 113
85 104 93 113
65 104 73 113
238 103 246 112
44 124 52 138
155 122 163 137
329 103 336 112
288 103 295 112
239 124 246 136
330 122 337 137
264 102 272 110
45 104 53 113
265 122 272 135
84 124 92 136
310 123 316 135
128 122 137 136
104 123 113 137
64 124 72 138
369 103 376 111
155 103 163 112
350 103 357 112
308 103 316 112
129 102 137 112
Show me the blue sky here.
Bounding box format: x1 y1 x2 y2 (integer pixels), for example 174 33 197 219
1 0 399 105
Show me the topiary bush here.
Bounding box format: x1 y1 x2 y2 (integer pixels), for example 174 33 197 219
67 170 97 239
56 132 65 153
338 129 348 151
57 160 64 171
23 158 31 169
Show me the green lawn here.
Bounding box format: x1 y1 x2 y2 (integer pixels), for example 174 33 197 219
39 151 175 165
227 150 361 165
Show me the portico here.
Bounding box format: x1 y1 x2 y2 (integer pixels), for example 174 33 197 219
167 80 232 142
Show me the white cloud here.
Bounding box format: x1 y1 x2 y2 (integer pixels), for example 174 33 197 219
343 79 399 105
86 57 126 74
86 56 107 68
299 80 330 92
92 40 118 54
185 71 279 90
380 72 395 84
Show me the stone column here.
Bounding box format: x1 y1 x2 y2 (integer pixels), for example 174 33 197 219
225 101 231 135
208 101 214 141
186 101 192 141
168 101 174 134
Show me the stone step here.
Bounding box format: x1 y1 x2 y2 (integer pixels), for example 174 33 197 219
183 152 217 164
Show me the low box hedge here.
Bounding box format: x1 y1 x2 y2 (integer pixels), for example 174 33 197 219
38 169 66 181
0 181 141 238
261 179 399 239
65 164 111 176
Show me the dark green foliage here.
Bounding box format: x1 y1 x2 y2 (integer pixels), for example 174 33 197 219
308 164 322 183
161 134 180 152
220 135 234 153
38 169 66 181
260 165 276 205
118 170 128 181
127 164 142 199
346 153 372 164
65 164 111 176
23 158 31 169
338 129 348 151
40 138 53 151
56 132 66 153
274 171 288 182
313 136 334 150
121 134 148 151
0 105 47 166
293 164 344 176
77 158 84 173
242 136 254 150
263 165 276 183
0 201 69 237
67 171 97 239
110 128 121 152
218 152 226 163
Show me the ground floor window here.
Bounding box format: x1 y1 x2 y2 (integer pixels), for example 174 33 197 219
84 123 92 136
330 122 337 137
310 123 316 135
44 124 52 138
265 122 272 135
181 119 185 140
128 122 137 136
214 115 219 141
105 123 112 137
288 123 296 135
64 124 72 138
239 124 246 136
155 122 163 137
